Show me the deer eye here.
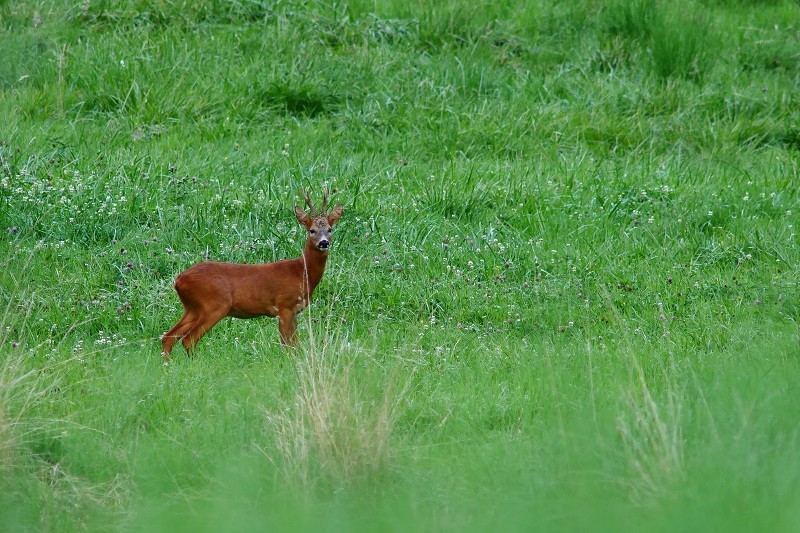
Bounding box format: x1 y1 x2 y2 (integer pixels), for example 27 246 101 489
309 229 316 234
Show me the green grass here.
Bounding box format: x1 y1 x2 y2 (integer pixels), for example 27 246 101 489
1 0 799 530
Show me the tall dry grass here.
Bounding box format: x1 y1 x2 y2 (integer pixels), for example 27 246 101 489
616 351 686 504
263 331 412 494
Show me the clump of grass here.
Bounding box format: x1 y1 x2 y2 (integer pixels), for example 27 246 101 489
257 79 340 119
0 359 28 479
415 3 491 50
418 166 486 221
0 295 57 502
603 0 721 80
649 5 717 80
0 260 40 480
71 0 273 27
0 255 131 527
738 24 800 72
604 0 657 41
263 334 410 494
616 351 685 504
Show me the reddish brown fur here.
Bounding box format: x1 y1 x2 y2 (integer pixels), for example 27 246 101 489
161 191 343 360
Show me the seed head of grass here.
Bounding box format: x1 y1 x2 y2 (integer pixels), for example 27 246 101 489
263 334 412 495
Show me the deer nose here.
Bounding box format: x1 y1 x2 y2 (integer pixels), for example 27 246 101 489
318 239 330 250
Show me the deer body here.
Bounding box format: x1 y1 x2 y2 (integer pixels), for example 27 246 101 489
161 191 342 360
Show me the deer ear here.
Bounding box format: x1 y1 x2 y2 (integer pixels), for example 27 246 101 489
295 206 312 228
327 205 343 227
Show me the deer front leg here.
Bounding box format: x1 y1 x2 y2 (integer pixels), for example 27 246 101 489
278 310 298 346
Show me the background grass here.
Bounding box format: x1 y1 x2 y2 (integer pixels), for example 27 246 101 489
1 0 799 530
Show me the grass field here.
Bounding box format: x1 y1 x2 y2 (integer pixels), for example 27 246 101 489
1 0 799 530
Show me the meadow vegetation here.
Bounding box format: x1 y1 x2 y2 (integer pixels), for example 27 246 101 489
1 0 799 530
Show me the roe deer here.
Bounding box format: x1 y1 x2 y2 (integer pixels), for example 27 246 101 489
161 190 343 360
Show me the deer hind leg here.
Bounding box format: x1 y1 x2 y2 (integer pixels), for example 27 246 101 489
278 310 298 347
181 309 227 353
162 312 198 360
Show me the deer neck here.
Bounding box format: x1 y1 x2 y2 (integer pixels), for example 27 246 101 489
301 239 329 294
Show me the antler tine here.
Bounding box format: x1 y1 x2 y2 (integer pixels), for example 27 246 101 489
321 187 328 215
302 188 317 217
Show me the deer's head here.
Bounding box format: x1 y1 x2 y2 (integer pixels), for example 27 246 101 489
295 189 343 252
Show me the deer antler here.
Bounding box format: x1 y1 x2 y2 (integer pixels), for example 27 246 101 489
302 189 318 217
321 187 328 215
